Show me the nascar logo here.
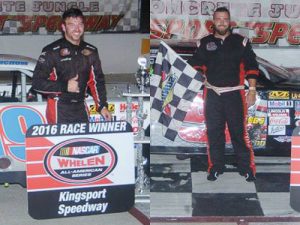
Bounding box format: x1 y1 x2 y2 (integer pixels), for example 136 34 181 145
44 138 117 184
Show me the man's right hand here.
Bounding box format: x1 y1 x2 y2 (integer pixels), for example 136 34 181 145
67 74 80 93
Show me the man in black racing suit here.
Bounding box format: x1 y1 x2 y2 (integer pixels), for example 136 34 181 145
188 7 259 182
32 8 111 123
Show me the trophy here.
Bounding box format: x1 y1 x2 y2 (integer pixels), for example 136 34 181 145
136 56 149 139
124 56 150 193
135 56 150 94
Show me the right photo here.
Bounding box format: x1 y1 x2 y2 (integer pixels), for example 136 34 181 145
150 0 300 224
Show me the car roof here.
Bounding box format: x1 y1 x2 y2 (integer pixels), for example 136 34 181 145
0 54 37 77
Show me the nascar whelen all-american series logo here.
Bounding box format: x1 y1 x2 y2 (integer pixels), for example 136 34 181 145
44 138 117 184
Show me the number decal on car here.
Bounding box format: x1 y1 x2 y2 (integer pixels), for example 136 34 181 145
0 106 45 161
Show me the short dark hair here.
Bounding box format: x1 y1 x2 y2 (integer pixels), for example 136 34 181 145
213 7 230 19
62 8 84 21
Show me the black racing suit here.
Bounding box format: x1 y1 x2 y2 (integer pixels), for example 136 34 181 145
188 33 259 175
32 38 108 124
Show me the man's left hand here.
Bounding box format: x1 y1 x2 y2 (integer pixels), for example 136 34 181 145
246 90 256 107
100 107 112 121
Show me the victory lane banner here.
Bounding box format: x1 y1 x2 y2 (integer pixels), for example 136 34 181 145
25 121 134 219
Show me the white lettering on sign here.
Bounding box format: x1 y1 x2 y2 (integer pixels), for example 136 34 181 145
57 156 106 168
31 125 58 136
58 202 108 216
60 123 87 134
59 189 107 202
58 189 108 216
71 146 100 155
57 189 109 216
89 121 127 133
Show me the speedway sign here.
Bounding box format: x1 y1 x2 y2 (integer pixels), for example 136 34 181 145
26 121 134 219
0 0 140 34
151 0 300 46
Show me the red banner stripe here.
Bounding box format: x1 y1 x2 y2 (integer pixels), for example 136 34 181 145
291 163 300 171
292 137 300 145
290 173 300 185
26 163 47 176
26 137 54 147
291 149 300 158
26 150 48 161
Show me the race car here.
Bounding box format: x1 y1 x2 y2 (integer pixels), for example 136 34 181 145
0 54 150 186
150 40 300 156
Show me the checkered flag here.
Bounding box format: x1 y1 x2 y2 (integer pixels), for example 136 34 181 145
150 41 204 141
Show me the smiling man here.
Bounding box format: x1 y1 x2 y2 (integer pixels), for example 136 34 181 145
32 8 111 124
188 7 259 182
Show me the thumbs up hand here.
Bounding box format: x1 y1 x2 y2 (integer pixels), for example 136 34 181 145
67 74 80 93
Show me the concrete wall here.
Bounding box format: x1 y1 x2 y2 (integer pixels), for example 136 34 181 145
0 33 149 75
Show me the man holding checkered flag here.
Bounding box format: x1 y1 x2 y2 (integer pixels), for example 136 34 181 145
151 7 259 183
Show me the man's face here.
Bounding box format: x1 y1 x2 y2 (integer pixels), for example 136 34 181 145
213 11 230 36
61 16 84 45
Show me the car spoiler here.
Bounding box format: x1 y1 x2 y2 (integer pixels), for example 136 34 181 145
0 54 37 77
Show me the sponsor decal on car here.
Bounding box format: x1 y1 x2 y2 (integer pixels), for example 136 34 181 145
268 125 286 135
269 117 290 125
119 103 139 112
89 105 98 115
107 104 115 113
0 105 46 163
254 140 266 147
254 100 268 113
248 116 265 125
291 92 300 100
0 60 28 65
295 101 300 111
268 109 289 117
255 104 268 113
274 136 291 143
268 100 293 108
295 111 300 119
89 104 115 115
268 91 289 99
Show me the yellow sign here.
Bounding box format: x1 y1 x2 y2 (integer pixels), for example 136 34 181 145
89 104 115 114
89 105 97 114
248 116 265 125
255 140 266 147
108 104 115 113
268 91 289 99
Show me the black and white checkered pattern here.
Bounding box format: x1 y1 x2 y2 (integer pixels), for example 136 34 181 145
150 41 204 141
115 0 140 31
150 155 299 217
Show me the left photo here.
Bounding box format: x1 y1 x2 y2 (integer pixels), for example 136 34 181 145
0 0 149 224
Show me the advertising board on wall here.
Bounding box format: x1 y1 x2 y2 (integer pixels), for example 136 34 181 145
151 0 300 46
0 0 141 34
